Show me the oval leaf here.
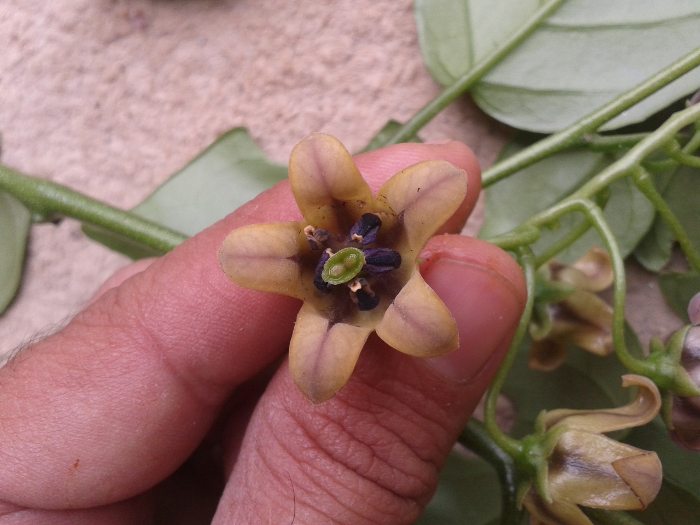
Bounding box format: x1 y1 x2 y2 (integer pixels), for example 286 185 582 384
480 137 655 263
416 0 700 132
0 192 31 314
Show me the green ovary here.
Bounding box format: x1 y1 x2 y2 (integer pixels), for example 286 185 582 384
322 247 365 285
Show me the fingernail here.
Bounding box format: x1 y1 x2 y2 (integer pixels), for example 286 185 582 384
425 139 453 145
422 257 523 383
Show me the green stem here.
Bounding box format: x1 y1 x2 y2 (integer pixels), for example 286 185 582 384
487 225 541 251
380 0 565 147
631 166 700 273
460 419 523 525
582 132 651 152
533 218 591 268
0 164 188 254
482 47 700 187
483 245 536 457
583 508 645 525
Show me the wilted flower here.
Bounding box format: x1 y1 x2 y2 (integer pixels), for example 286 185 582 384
522 375 663 525
529 247 614 371
219 133 467 403
669 291 700 450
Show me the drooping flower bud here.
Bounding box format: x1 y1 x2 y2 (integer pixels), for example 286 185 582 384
529 247 614 371
521 375 663 525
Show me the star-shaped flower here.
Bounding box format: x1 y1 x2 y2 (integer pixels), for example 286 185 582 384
219 133 467 403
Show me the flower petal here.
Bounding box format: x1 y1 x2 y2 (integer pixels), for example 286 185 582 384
377 160 467 253
289 302 372 404
219 221 306 300
529 339 568 372
288 133 374 233
541 375 661 433
549 430 661 510
566 246 614 292
375 269 458 357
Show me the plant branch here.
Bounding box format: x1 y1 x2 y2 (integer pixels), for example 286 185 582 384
460 419 523 525
482 47 700 187
0 164 188 254
379 0 565 147
483 245 536 458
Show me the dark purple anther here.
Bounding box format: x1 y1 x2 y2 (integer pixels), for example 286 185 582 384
363 248 401 274
313 250 333 293
350 213 382 245
355 289 380 311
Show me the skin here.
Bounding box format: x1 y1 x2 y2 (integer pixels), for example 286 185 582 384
0 140 526 525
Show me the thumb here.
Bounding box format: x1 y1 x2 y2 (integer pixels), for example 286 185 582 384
213 234 526 524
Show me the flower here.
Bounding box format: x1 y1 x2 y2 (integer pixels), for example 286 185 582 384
521 375 663 525
219 133 467 403
529 247 614 371
669 291 700 450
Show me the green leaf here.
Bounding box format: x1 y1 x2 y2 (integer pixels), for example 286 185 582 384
502 326 641 438
133 128 287 236
84 128 287 258
415 0 700 132
635 164 700 272
0 192 31 314
480 137 655 263
417 449 502 525
359 120 422 154
659 271 700 323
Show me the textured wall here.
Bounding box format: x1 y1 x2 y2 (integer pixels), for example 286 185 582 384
0 0 508 360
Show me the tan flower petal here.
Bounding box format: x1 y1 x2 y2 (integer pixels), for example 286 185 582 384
377 160 467 253
288 133 374 233
375 269 458 357
561 290 613 333
567 246 614 292
289 302 373 404
541 375 661 433
522 488 594 525
549 430 661 510
219 221 306 299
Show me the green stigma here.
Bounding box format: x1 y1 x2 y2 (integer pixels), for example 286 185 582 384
322 247 365 285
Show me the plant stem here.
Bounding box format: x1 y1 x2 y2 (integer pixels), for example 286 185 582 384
380 0 565 147
487 225 541 251
0 164 188 254
483 245 536 458
581 133 651 152
533 218 591 268
482 47 700 187
631 166 700 274
460 419 523 525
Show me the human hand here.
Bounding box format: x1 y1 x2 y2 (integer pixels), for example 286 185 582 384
0 140 526 524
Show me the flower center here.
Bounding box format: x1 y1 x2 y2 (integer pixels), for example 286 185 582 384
322 247 365 284
307 213 401 311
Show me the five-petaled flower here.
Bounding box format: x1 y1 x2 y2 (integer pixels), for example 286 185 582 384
529 247 614 371
522 375 663 525
219 133 467 404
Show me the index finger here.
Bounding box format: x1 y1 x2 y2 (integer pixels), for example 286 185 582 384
0 140 480 509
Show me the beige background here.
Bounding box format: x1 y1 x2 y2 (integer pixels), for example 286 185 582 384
0 0 682 362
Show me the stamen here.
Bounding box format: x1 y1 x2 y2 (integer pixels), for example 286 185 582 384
348 278 380 311
304 225 330 250
349 213 382 245
313 249 333 293
363 248 401 274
